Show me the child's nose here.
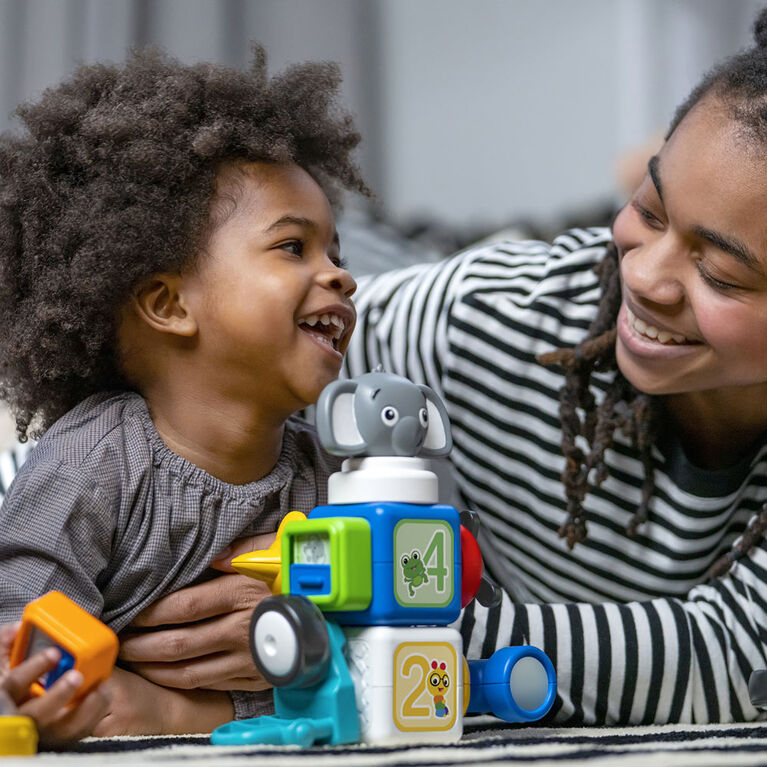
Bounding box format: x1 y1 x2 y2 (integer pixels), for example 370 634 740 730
322 264 356 297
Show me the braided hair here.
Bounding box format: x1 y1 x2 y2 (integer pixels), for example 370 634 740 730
538 7 767 576
0 46 368 441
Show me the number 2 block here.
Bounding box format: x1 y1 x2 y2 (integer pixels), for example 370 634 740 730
343 625 465 744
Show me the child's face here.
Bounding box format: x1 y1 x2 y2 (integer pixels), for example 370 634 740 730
612 96 767 400
182 162 356 415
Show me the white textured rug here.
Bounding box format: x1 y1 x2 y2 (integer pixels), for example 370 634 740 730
7 719 767 767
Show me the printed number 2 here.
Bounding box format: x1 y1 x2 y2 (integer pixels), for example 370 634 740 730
402 656 430 717
423 531 448 592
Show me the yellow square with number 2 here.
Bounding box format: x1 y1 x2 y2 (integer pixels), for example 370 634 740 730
393 642 457 731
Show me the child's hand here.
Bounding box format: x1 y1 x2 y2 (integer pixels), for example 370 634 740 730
0 623 111 745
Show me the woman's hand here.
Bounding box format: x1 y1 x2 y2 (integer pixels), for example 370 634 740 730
92 667 233 736
120 532 276 692
0 623 111 745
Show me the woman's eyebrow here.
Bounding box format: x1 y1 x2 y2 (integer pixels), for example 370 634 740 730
648 156 663 201
649 154 762 273
692 225 762 272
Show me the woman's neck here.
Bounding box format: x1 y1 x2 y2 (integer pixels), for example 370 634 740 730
664 387 767 470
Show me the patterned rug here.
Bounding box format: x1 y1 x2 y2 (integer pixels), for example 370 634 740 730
8 719 767 766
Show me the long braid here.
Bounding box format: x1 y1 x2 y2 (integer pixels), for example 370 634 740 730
540 240 766 578
710 506 767 578
537 243 660 548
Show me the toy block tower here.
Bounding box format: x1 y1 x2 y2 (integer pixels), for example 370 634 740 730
212 370 556 748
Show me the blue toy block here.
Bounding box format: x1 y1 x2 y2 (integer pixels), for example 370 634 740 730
42 648 75 689
309 502 462 626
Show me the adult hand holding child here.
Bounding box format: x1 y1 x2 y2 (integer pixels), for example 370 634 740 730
120 532 276 693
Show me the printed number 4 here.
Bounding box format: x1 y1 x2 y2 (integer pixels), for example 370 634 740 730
423 531 448 592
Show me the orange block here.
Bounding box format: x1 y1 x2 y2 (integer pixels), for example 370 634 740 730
10 591 118 701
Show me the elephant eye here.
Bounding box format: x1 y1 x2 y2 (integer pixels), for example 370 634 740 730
418 408 428 428
381 406 399 426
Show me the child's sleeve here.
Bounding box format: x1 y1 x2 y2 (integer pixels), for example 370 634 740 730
460 529 767 724
0 458 115 622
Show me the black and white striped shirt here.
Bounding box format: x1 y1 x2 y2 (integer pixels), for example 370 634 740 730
343 227 767 725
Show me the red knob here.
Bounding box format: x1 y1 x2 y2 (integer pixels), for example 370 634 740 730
460 524 483 607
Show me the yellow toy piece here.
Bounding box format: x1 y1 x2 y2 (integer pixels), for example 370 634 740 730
230 511 306 594
0 716 37 756
10 591 118 703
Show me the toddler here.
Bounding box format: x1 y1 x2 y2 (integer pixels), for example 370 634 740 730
0 46 366 736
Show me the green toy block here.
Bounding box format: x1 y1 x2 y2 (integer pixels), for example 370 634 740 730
282 517 372 611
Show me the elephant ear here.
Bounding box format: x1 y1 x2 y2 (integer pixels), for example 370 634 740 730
316 379 366 455
418 385 453 457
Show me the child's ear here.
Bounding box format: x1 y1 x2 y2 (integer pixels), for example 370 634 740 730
132 274 198 337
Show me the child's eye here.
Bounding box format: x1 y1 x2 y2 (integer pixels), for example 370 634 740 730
279 240 304 257
332 255 349 270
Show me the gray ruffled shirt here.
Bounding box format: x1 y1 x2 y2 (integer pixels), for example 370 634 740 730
0 391 342 720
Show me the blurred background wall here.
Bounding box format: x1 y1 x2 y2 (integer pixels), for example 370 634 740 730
0 0 762 448
0 0 763 228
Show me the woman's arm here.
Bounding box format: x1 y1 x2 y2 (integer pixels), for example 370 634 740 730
345 257 463 395
462 531 767 724
92 668 233 736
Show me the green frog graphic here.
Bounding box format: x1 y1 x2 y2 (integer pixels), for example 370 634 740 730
400 549 429 597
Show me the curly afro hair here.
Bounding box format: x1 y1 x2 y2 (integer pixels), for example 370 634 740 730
0 45 368 441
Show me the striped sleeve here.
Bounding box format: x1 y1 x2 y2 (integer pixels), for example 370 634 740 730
345 228 767 724
344 259 456 397
344 234 572 397
461 539 767 724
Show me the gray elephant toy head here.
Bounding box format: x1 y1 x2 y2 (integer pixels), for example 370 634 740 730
317 370 452 457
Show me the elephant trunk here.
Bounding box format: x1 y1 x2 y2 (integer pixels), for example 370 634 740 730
392 417 423 456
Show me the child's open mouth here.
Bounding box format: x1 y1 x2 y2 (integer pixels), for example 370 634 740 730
298 312 347 352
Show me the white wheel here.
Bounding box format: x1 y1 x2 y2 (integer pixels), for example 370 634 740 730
253 610 299 678
248 595 330 687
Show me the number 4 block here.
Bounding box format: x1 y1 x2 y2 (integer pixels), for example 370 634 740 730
308 501 463 627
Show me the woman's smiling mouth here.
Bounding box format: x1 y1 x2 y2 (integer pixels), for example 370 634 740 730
625 306 693 345
617 303 703 361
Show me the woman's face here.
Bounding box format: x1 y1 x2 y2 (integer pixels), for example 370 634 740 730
612 96 767 399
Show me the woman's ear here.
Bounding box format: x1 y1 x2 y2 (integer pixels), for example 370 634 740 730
132 274 198 337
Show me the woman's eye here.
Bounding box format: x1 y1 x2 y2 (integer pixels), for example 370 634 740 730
633 202 664 229
695 261 740 291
